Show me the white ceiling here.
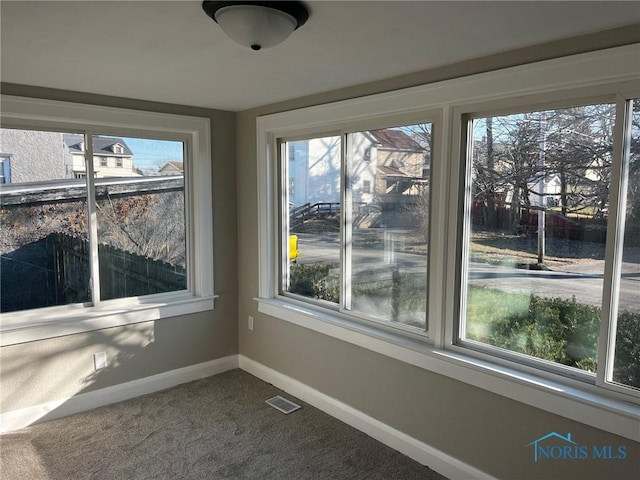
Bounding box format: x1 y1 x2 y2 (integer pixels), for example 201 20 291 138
1 1 639 112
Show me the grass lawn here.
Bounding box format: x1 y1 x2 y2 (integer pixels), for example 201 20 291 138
468 230 606 268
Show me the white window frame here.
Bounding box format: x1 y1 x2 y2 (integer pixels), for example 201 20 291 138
272 115 441 341
257 44 640 442
0 95 215 346
454 95 640 389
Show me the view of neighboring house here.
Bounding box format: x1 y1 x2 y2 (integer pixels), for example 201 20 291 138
64 134 138 178
470 129 609 214
159 161 184 175
496 173 563 208
370 129 428 202
0 130 138 183
527 174 562 207
287 128 429 210
287 136 341 206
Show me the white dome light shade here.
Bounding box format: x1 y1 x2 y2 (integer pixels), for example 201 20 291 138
215 5 296 50
202 2 309 51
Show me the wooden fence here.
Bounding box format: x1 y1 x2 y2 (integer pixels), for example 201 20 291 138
471 201 617 244
55 233 186 301
1 233 185 312
96 242 186 300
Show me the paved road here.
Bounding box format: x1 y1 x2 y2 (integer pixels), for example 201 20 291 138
295 232 640 313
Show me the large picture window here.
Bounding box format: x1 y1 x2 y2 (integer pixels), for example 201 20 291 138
0 96 213 345
0 130 188 312
458 97 640 395
281 123 432 332
460 103 616 376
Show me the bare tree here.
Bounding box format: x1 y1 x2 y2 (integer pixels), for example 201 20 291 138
471 104 617 236
97 190 186 266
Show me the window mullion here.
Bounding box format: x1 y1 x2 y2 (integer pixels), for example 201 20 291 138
280 139 291 294
261 131 277 299
182 141 193 293
454 117 475 346
596 96 632 387
429 110 449 346
341 133 352 311
84 132 101 305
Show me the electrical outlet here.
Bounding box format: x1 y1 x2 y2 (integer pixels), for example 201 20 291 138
248 316 254 331
94 351 107 370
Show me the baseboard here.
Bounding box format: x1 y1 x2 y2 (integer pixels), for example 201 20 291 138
239 355 496 480
0 354 239 433
3 353 495 478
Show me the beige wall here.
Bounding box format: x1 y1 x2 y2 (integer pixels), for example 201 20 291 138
236 26 640 479
0 84 238 413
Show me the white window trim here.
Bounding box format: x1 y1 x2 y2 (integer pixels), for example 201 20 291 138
257 44 640 442
0 95 215 346
279 124 436 336
451 96 640 389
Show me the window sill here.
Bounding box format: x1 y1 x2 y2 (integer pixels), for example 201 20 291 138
257 297 640 442
0 293 215 346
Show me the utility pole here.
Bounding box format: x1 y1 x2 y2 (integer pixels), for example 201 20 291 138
537 113 547 265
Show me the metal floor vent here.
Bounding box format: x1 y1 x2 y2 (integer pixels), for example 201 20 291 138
265 395 301 414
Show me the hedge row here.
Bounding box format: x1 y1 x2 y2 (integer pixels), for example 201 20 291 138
288 264 640 389
467 286 639 388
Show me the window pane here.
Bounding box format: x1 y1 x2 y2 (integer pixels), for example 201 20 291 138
93 136 187 300
284 136 341 303
613 99 640 389
462 104 615 373
347 125 431 330
0 128 90 312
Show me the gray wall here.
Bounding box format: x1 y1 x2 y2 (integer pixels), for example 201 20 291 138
0 129 66 182
0 84 238 413
236 26 640 479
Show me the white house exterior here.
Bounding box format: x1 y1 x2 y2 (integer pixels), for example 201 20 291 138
287 129 428 209
63 134 138 178
528 174 562 207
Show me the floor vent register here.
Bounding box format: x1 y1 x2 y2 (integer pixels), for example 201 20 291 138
265 395 301 414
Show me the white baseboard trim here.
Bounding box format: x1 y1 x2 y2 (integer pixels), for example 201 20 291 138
0 354 239 433
3 353 495 479
239 355 496 480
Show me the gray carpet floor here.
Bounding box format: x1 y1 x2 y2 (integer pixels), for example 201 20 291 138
1 369 448 479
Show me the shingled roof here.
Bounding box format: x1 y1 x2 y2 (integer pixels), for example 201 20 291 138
377 165 407 176
368 129 424 152
64 134 133 156
161 161 184 171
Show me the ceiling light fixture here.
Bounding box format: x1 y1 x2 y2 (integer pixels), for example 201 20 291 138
202 1 309 51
